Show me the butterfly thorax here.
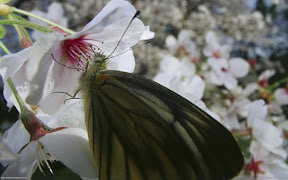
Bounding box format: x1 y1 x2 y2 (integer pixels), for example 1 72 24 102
79 54 109 95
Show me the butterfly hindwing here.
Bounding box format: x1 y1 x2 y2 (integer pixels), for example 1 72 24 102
83 70 244 180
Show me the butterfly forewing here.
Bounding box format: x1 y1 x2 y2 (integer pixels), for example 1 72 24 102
81 70 244 180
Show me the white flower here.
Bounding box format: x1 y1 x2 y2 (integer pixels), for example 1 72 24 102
247 100 287 158
1 127 97 179
165 30 199 60
258 69 275 88
203 31 231 59
0 101 97 179
274 87 288 105
248 141 288 179
153 55 204 103
209 57 250 90
203 32 249 90
153 55 219 119
221 84 257 129
29 2 68 40
0 0 154 114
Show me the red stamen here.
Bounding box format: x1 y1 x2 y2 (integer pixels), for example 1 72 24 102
245 157 264 179
191 57 199 64
221 67 228 72
259 79 268 88
248 59 257 69
62 35 103 68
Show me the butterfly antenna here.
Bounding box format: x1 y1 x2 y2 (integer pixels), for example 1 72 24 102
109 40 151 59
106 11 141 59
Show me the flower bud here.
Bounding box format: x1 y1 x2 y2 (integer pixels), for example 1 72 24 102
20 36 33 48
0 3 10 16
20 106 47 141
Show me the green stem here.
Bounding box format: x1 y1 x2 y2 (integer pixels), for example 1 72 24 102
0 41 26 113
7 78 25 113
11 7 75 35
10 13 32 42
266 77 288 90
0 19 53 33
0 40 10 56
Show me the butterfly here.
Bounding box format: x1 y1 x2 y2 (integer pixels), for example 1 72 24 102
79 53 244 180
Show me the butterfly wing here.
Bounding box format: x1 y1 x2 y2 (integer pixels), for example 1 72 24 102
83 70 244 180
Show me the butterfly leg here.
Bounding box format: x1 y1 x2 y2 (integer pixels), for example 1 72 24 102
52 89 81 103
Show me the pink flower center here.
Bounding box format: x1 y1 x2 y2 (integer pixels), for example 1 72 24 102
221 67 228 72
62 35 103 69
248 59 257 69
259 79 268 88
213 50 221 58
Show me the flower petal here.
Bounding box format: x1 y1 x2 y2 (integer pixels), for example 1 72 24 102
140 26 155 40
158 55 181 73
253 121 284 156
223 73 237 90
229 58 249 78
0 47 30 81
38 64 81 114
3 120 30 154
207 57 228 71
26 33 63 106
259 69 275 81
247 100 267 126
81 0 137 32
0 134 17 165
106 50 135 72
1 141 38 179
39 100 85 129
209 70 224 86
165 35 177 52
153 72 173 89
40 128 97 179
85 17 145 56
180 75 205 101
274 88 288 105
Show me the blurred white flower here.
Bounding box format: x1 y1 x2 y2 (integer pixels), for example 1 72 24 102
29 2 68 40
153 55 219 119
221 84 258 130
258 69 275 88
165 30 199 60
274 87 288 105
154 55 203 102
0 0 154 115
209 57 250 90
203 31 231 59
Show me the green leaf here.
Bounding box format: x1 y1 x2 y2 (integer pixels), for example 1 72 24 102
237 137 252 159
